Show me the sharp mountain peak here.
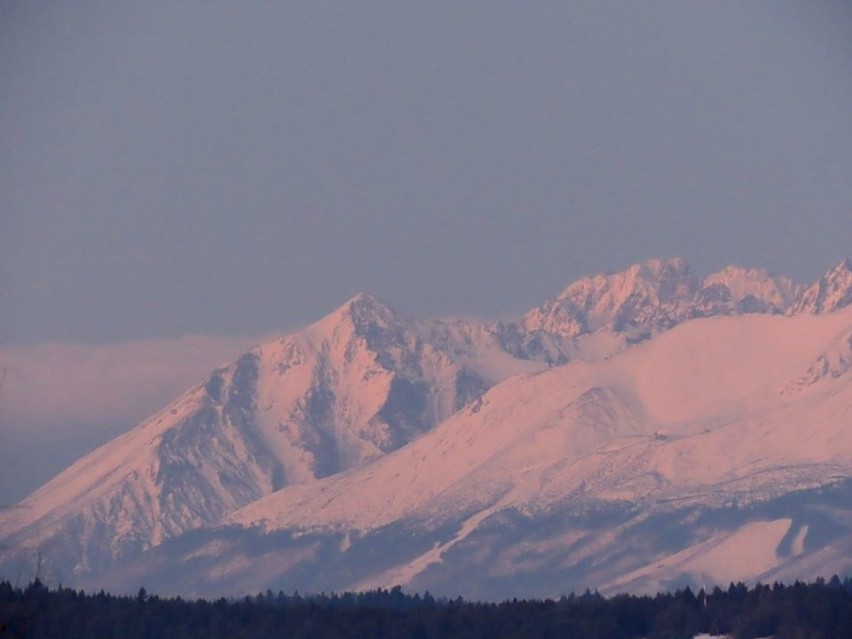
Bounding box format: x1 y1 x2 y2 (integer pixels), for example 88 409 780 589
310 291 403 337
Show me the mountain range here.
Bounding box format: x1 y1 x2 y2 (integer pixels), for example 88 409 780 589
1 257 851 599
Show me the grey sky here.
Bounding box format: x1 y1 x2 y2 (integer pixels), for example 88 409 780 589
1 2 852 502
2 1 851 345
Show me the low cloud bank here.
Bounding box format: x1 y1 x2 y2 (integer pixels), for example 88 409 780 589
0 334 262 504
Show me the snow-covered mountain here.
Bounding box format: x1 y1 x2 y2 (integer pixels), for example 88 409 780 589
0 292 543 575
1 257 851 597
76 305 852 599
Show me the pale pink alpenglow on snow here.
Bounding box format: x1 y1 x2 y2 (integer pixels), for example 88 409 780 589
1 257 851 599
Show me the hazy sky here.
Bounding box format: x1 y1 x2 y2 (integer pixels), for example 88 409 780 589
2 2 852 501
3 1 852 345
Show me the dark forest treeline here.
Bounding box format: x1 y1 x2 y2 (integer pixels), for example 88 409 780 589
2 577 852 638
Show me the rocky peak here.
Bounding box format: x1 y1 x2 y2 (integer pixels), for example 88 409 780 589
702 266 800 312
309 292 404 345
337 292 400 328
564 257 696 306
522 257 700 339
522 258 852 345
789 259 852 315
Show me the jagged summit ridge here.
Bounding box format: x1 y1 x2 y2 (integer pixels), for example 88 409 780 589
522 257 699 338
703 265 799 310
522 257 850 344
789 258 852 315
